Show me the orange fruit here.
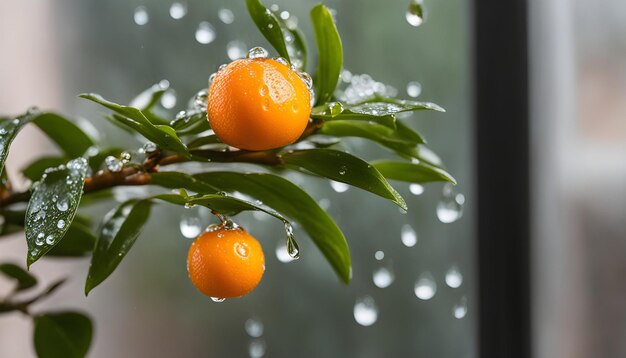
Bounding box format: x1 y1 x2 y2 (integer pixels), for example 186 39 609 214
207 55 312 151
187 226 265 299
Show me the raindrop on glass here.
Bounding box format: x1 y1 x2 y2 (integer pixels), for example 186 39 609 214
353 296 378 326
161 90 177 109
437 184 464 223
247 47 269 59
195 22 216 44
227 41 247 60
169 2 187 20
406 81 422 98
211 297 226 303
249 339 266 358
330 180 349 193
406 0 425 27
445 266 463 288
409 183 424 195
245 317 264 338
373 267 395 288
414 272 437 300
133 6 149 26
400 224 417 247
180 213 203 239
218 8 235 24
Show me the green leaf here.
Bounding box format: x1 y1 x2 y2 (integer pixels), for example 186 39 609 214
79 94 189 156
0 110 37 176
150 171 219 194
319 120 424 146
194 172 352 283
47 223 96 257
371 160 456 184
85 200 152 295
186 134 222 150
34 312 93 358
311 4 343 105
281 149 406 209
170 110 210 135
0 263 37 291
22 156 67 182
25 158 89 267
32 113 95 157
246 0 290 60
273 10 308 69
353 97 445 114
311 108 397 129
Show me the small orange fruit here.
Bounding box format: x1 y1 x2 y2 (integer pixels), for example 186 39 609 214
187 226 265 299
207 51 312 151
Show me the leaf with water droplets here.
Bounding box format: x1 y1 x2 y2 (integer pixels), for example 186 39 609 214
46 223 96 257
246 0 290 60
34 311 93 358
150 171 219 194
353 97 445 114
281 149 407 210
169 110 210 135
32 113 95 157
0 263 37 291
25 158 89 267
320 120 425 146
371 160 456 184
311 108 397 129
79 94 189 156
186 134 223 150
311 4 343 105
85 200 152 295
0 111 38 176
193 172 352 283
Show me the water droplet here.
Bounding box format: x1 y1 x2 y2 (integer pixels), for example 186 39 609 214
248 339 266 358
120 151 132 164
35 233 45 246
161 90 177 109
328 102 344 116
400 224 417 247
179 214 202 239
445 266 463 288
57 219 65 229
105 156 123 172
245 317 264 338
0 128 7 135
56 200 69 212
134 6 149 26
218 64 227 72
406 0 425 27
374 250 384 261
338 166 347 175
210 297 226 303
143 142 158 154
406 81 422 97
353 296 378 326
247 47 269 59
414 272 437 300
235 242 249 257
275 240 295 263
169 2 187 20
226 40 247 61
193 89 209 111
330 180 349 193
279 10 290 20
45 235 55 245
373 267 395 288
195 22 216 44
453 296 468 319
409 183 424 195
284 223 300 259
274 57 288 66
297 71 313 89
436 184 464 223
218 8 234 24
269 4 279 12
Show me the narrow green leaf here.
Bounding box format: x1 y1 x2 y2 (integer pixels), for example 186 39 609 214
0 110 38 176
353 97 445 113
372 160 456 184
311 109 397 129
32 113 95 157
194 172 352 283
79 94 189 156
186 134 222 150
281 149 407 209
85 200 152 294
319 120 424 146
150 171 219 194
0 263 37 291
26 158 89 267
311 4 343 104
47 223 96 257
22 157 67 182
246 0 290 60
34 311 92 358
170 110 210 135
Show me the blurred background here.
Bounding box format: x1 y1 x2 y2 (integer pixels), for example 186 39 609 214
1 0 624 357
0 0 474 357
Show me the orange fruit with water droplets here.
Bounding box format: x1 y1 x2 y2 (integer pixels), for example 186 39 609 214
207 57 312 151
187 226 265 299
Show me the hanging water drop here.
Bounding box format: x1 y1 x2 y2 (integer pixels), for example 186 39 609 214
436 184 464 223
406 81 422 97
406 0 425 27
210 297 226 303
284 223 300 259
133 6 149 26
400 224 417 247
218 8 235 24
195 22 216 44
275 240 294 263
353 296 378 326
247 47 269 59
372 266 395 288
414 272 437 300
169 2 187 20
453 296 468 319
244 317 264 338
330 180 349 193
445 266 463 288
180 213 203 239
143 142 158 154
227 40 247 60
